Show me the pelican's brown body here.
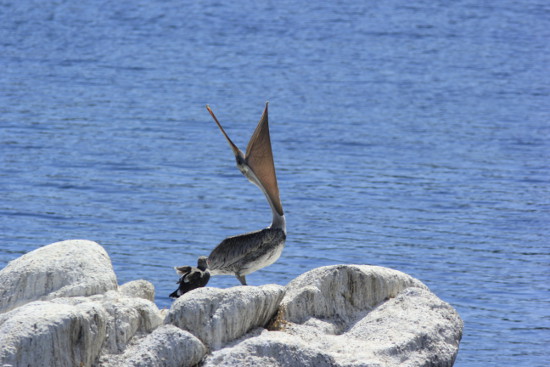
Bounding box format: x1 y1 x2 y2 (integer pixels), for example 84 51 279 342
208 227 286 285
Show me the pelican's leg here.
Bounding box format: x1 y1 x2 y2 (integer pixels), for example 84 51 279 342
236 274 247 285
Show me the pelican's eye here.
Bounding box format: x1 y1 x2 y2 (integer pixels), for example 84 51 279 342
235 155 245 166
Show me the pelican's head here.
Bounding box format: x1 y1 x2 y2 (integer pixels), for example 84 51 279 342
235 152 248 175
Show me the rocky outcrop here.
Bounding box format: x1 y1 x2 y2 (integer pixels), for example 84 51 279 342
119 280 156 302
203 329 339 367
0 239 117 313
0 300 107 367
90 291 163 353
0 240 169 367
277 264 427 325
203 265 463 367
344 287 463 366
103 325 207 367
0 240 463 367
165 284 285 350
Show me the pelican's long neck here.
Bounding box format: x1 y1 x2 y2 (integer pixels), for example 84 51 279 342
271 210 286 234
260 184 286 234
239 161 286 234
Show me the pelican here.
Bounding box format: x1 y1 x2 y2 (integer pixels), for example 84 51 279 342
169 256 210 298
206 102 286 285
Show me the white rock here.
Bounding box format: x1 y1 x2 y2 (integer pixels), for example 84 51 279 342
203 265 462 367
165 285 285 350
278 264 427 326
203 329 337 367
0 239 118 313
0 240 463 367
273 287 463 366
120 325 207 367
0 300 108 367
119 280 156 302
344 287 463 366
51 291 163 353
98 293 163 353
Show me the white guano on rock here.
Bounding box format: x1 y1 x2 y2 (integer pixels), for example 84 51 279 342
0 241 463 367
165 284 286 350
89 291 163 353
202 329 338 367
119 279 156 302
205 265 463 367
0 300 108 367
0 239 118 313
120 325 207 367
278 264 427 325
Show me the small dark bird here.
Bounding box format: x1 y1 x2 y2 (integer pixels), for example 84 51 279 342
169 256 210 298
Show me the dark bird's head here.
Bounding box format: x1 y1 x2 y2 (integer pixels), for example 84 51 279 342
197 256 208 271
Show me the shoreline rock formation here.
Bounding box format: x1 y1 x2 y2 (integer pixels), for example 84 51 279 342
0 240 463 366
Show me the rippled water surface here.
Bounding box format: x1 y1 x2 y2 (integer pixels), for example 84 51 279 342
1 1 549 365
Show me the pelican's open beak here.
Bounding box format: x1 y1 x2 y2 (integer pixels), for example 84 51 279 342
206 103 284 217
206 105 243 159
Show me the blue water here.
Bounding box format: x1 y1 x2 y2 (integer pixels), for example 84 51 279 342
1 0 549 365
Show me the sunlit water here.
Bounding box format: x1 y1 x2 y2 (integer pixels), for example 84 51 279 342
1 1 549 365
